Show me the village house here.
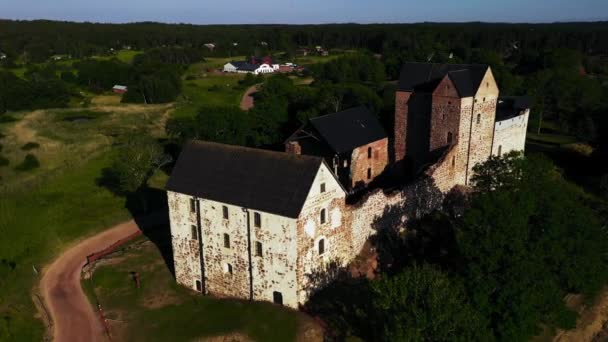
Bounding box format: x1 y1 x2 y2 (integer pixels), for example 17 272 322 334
167 62 531 309
223 61 275 75
285 106 389 191
112 85 128 94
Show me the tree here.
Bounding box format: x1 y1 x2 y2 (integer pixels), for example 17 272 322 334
110 136 168 194
370 264 491 341
458 154 608 340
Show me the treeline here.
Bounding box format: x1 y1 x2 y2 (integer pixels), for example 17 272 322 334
308 153 608 341
0 47 195 113
1 20 607 62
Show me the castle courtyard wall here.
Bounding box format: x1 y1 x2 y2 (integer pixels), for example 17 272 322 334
493 110 529 156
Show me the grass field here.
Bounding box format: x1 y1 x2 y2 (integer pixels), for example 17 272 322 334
0 153 132 340
173 57 246 118
0 98 172 340
84 239 311 341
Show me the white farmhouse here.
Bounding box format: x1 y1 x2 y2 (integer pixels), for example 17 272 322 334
166 141 349 308
223 61 275 75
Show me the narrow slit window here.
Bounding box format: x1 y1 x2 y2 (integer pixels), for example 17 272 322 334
226 263 233 274
498 145 502 156
320 183 326 193
195 280 202 292
254 212 261 227
224 233 230 248
367 168 372 179
447 132 453 144
256 241 263 257
222 206 229 219
190 198 196 213
191 225 198 240
452 156 456 167
320 209 326 224
319 238 325 255
367 147 372 159
477 114 481 124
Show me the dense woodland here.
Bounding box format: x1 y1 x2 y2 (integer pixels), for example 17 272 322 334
1 19 608 341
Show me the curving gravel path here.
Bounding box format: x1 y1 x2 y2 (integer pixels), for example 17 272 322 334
40 219 143 342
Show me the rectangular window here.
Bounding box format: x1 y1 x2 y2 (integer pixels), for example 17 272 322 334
191 225 198 240
190 198 196 213
222 206 229 219
320 183 326 193
254 212 261 227
195 280 202 292
367 147 372 159
320 209 326 224
256 241 263 257
319 238 325 255
367 168 372 179
224 233 230 248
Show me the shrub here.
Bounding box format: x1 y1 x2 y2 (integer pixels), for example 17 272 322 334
0 155 8 167
21 142 40 151
208 85 221 92
0 115 18 123
0 131 5 139
14 154 40 171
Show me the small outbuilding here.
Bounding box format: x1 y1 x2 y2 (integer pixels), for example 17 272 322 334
112 85 128 94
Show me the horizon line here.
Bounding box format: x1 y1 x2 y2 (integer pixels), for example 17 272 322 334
1 17 607 26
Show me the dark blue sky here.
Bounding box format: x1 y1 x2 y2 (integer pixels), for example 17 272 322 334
2 0 607 24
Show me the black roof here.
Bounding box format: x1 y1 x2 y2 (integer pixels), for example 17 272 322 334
166 141 324 218
496 95 531 121
309 106 388 154
398 62 489 97
230 61 258 71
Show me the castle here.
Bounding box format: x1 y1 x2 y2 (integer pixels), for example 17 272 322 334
165 63 530 308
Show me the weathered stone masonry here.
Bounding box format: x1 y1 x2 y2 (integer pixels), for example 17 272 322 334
167 63 530 310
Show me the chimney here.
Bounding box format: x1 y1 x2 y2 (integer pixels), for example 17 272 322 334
285 141 302 155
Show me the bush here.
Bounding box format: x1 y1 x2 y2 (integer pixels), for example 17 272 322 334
0 115 18 123
21 142 40 151
0 155 8 167
14 154 40 172
207 85 221 92
0 131 5 139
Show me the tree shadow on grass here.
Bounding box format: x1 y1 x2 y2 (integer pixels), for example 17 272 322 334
96 168 174 278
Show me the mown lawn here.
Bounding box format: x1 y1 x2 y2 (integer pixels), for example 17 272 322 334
86 239 303 342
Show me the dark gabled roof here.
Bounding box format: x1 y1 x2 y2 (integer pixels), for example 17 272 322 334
166 141 324 218
309 106 388 154
397 62 489 97
231 61 258 71
496 95 531 121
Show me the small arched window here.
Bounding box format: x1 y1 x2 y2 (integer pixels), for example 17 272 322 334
320 209 326 224
367 147 372 159
447 132 453 144
319 238 325 255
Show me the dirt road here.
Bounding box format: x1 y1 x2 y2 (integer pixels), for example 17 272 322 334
239 84 259 111
40 220 143 342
